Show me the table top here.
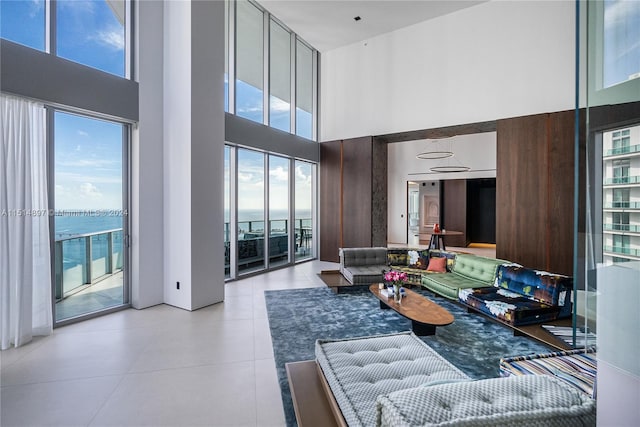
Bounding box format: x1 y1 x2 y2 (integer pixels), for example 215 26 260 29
430 230 463 236
369 284 454 327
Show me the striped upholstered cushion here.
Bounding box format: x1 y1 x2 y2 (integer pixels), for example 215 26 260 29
315 332 470 427
499 349 597 397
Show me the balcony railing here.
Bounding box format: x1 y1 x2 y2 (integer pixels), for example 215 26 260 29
603 201 640 209
603 176 640 185
604 144 640 157
603 246 640 257
603 224 640 233
224 218 312 272
55 229 123 300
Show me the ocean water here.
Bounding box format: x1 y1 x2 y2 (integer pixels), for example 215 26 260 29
55 213 124 290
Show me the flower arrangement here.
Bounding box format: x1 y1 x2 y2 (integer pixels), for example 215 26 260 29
383 270 407 302
384 270 408 285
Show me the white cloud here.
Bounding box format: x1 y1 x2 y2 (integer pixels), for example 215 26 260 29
79 182 102 199
29 0 44 18
57 159 119 168
269 166 288 181
77 130 89 137
56 171 122 185
93 28 125 51
238 172 253 182
59 0 95 14
270 97 290 113
295 165 312 183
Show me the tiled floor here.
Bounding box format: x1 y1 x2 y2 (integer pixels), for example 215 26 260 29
1 259 339 427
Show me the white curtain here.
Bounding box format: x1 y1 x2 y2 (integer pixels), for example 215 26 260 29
1 94 52 350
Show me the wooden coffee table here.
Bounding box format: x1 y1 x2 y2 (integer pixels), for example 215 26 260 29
369 284 454 336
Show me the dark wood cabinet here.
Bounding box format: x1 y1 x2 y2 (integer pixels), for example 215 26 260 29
320 137 387 262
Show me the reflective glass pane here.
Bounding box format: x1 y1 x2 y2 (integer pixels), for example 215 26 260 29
224 145 231 278
603 0 640 88
295 161 313 260
54 111 125 321
0 0 45 50
269 155 289 268
296 40 313 139
224 0 229 112
236 0 263 123
238 149 265 273
57 0 126 77
270 20 291 132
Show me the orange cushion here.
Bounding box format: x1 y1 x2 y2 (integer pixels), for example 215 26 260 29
427 257 447 273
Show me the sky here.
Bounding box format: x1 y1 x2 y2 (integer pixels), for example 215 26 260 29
1 0 125 211
2 0 314 213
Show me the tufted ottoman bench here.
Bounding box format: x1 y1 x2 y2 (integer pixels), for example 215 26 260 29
315 332 470 427
314 332 596 427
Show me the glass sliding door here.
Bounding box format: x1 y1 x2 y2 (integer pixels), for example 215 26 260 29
294 160 314 260
224 145 231 278
237 148 265 274
268 155 289 268
53 111 128 322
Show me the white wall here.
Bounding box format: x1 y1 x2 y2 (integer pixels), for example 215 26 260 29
388 132 496 243
596 262 640 426
320 0 575 141
131 0 164 308
190 0 226 309
131 0 226 311
163 0 193 309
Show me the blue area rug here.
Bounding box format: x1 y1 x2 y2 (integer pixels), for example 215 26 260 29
265 285 553 427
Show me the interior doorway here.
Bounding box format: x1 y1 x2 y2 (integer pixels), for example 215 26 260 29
407 182 419 245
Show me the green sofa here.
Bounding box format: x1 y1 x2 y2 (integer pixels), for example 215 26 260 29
421 253 507 300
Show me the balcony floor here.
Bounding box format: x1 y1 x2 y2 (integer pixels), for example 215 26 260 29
55 271 125 321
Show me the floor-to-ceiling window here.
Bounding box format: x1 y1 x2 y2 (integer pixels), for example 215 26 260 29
225 145 317 279
53 111 129 323
1 0 135 326
224 145 232 278
295 40 314 140
1 0 130 77
268 155 290 268
226 0 318 141
223 0 319 278
269 19 291 132
237 148 266 274
295 160 314 260
235 0 264 124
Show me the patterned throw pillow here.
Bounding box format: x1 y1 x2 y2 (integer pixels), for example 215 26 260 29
387 250 408 266
407 250 430 270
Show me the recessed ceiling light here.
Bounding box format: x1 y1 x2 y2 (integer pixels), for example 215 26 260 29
354 16 361 21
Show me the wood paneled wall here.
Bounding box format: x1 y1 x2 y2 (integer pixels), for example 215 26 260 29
320 137 387 262
442 180 468 247
496 111 575 275
319 140 342 262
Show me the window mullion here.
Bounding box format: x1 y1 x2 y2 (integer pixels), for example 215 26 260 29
229 0 236 114
48 0 56 55
263 10 270 126
290 34 297 135
312 49 318 141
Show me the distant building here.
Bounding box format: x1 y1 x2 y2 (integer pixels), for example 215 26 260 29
602 125 640 264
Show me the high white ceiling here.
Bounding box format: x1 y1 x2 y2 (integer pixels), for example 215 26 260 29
257 0 487 52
